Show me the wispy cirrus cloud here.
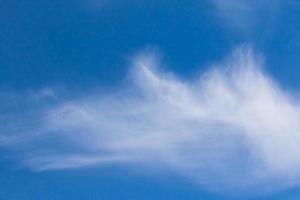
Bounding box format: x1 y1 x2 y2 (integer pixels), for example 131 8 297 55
2 47 300 195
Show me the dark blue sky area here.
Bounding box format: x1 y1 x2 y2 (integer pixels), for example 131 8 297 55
2 0 299 91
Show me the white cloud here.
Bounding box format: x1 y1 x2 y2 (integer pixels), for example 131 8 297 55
2 47 300 195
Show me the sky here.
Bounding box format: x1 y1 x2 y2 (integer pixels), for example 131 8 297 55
1 0 300 199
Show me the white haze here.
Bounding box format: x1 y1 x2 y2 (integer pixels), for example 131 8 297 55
210 0 281 35
1 47 300 195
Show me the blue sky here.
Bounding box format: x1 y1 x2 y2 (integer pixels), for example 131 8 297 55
2 0 300 199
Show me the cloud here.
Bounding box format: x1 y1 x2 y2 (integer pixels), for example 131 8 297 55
2 47 300 195
210 0 281 35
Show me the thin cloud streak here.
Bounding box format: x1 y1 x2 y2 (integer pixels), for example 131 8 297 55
1 47 300 194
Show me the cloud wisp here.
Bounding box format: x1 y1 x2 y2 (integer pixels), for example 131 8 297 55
210 0 281 36
2 47 300 195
